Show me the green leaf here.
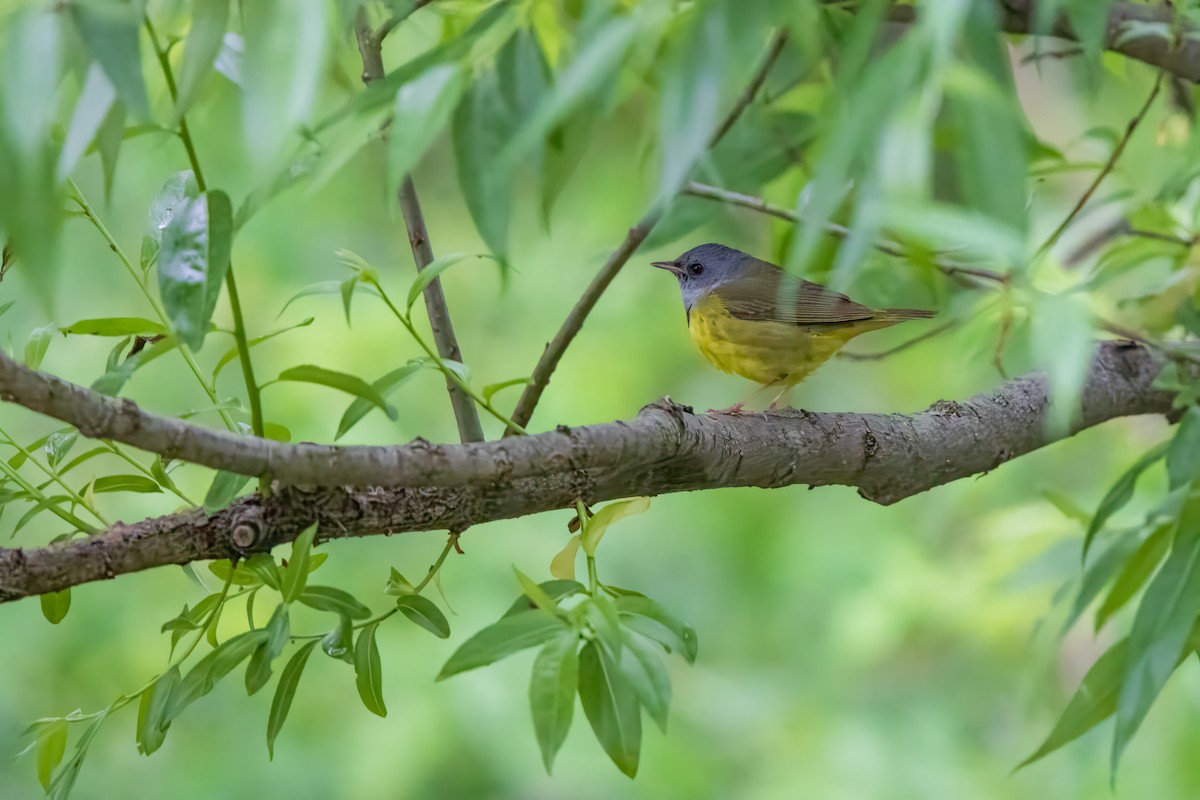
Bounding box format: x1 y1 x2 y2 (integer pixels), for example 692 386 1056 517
578 639 641 778
514 566 560 614
96 100 126 202
57 64 117 181
203 470 251 513
321 614 354 663
35 719 67 792
1096 522 1173 631
1113 493 1200 771
70 1 148 118
267 639 318 759
581 496 651 556
277 279 380 318
354 622 387 717
438 610 568 680
175 0 231 116
57 447 107 476
246 604 289 695
47 711 105 799
39 589 71 625
1084 442 1168 560
1019 638 1127 768
1167 407 1200 489
396 594 450 638
158 190 233 352
244 554 282 590
164 630 270 723
613 594 698 665
453 69 517 257
389 64 465 191
275 365 397 420
43 430 78 469
335 361 425 440
502 580 587 618
90 474 162 494
482 377 532 404
91 334 179 397
620 631 672 733
25 323 54 370
1062 526 1144 633
281 523 317 603
212 316 314 381
60 317 165 337
209 559 262 587
406 252 501 311
384 567 417 596
299 586 371 620
549 535 583 581
136 666 180 756
530 630 580 774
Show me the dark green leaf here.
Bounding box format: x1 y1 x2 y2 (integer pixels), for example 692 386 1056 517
203 470 251 513
438 610 568 680
208 559 262 587
175 0 231 116
530 629 579 774
91 335 179 397
321 614 354 663
578 639 641 778
39 589 70 625
1063 526 1144 633
389 64 465 191
354 622 386 717
90 474 162 494
335 360 425 440
281 523 317 603
396 594 450 638
299 586 371 620
158 190 233 351
656 7 723 202
614 595 698 665
70 1 148 118
1084 442 1168 560
244 554 282 590
1096 522 1173 630
60 317 165 337
275 365 397 420
267 639 318 759
502 580 587 618
620 632 672 733
246 604 289 695
1167 407 1200 489
164 630 269 722
136 666 179 756
453 69 517 257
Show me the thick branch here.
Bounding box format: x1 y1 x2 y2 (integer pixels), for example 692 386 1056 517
506 30 790 432
0 341 1175 602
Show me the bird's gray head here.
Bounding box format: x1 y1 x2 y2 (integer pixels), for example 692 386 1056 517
651 243 750 310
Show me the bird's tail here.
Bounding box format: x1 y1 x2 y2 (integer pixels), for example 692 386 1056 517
878 307 935 321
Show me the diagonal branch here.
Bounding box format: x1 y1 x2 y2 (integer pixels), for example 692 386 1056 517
506 29 790 433
0 340 1178 602
354 8 485 443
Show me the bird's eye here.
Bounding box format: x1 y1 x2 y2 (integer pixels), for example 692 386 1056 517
687 263 704 276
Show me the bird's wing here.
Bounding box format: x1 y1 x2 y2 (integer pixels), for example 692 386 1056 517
711 258 878 325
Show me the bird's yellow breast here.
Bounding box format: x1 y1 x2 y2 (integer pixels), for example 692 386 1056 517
687 293 860 386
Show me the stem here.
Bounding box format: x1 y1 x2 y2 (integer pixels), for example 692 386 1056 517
0 456 97 534
0 428 110 526
586 556 598 595
102 441 198 506
68 179 240 433
144 15 265 438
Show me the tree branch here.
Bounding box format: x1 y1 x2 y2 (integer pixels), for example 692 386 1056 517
506 29 790 432
0 340 1177 602
355 8 485 443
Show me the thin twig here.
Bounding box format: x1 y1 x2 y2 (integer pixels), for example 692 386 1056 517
1040 73 1163 255
507 29 791 433
839 319 958 361
373 0 436 46
354 8 485 443
683 182 1009 285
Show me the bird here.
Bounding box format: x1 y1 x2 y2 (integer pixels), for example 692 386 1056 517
651 243 934 414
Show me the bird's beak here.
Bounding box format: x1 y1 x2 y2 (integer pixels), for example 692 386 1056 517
651 260 685 276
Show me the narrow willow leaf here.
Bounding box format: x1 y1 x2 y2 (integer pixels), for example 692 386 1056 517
1063 527 1144 633
209 559 262 587
48 711 105 799
91 334 179 397
298 586 371 620
277 279 379 318
1113 495 1200 771
621 632 672 733
267 639 318 759
39 589 70 624
35 719 67 792
438 611 567 680
57 63 116 181
164 630 269 723
175 0 231 116
212 316 314 380
354 623 386 717
581 496 651 556
1095 523 1173 630
550 535 582 581
57 447 107 476
159 190 232 352
1084 442 1168 560
246 604 289 695
578 640 641 778
136 666 180 756
514 566 560 614
406 253 500 311
60 317 165 337
43 430 77 469
244 554 282 590
25 324 54 370
70 1 148 118
281 523 317 603
453 70 517 257
501 580 587 619
657 7 723 203
482 377 532 404
530 630 579 774
614 595 698 665
276 365 397 420
90 475 162 494
1167 407 1200 489
203 470 251 513
384 567 416 596
389 64 465 192
97 100 126 201
321 614 354 663
396 594 451 638
335 360 425 440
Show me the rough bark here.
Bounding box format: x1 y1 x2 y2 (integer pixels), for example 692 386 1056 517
0 341 1174 603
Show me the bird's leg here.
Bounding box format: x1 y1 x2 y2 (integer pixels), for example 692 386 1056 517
766 383 794 412
709 383 773 416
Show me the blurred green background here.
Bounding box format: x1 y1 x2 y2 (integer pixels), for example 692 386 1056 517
1 4 1197 798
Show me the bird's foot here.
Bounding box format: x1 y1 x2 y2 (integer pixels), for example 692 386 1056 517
708 401 748 416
